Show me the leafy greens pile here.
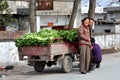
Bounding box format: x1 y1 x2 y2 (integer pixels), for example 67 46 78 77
15 29 78 47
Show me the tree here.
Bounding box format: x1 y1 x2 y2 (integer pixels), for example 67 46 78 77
88 0 96 38
68 0 81 29
88 0 96 18
29 0 37 32
0 0 16 26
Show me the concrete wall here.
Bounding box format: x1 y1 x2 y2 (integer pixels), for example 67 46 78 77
40 15 69 26
8 1 17 14
94 24 120 34
95 34 120 50
8 1 29 14
36 1 73 15
115 24 120 33
0 31 26 67
94 24 115 34
0 42 19 67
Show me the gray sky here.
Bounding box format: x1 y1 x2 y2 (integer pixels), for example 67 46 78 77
81 0 120 7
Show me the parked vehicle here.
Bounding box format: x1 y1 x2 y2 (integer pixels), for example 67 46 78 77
18 42 79 73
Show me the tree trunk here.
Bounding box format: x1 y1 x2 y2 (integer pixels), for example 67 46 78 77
88 0 96 39
29 0 36 32
76 2 82 28
68 0 81 29
88 0 96 18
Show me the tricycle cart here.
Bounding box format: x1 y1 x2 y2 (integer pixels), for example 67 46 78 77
18 42 79 73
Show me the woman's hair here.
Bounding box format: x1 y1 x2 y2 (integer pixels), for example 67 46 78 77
91 37 95 43
81 17 89 24
90 18 94 21
81 17 94 24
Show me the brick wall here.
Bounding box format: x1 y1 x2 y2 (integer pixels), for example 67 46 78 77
0 31 27 41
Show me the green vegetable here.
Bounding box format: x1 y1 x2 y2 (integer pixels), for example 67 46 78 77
58 29 78 42
15 29 78 47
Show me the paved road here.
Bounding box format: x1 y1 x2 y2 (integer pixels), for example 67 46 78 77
1 52 120 80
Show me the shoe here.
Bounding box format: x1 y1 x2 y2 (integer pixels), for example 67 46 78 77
81 72 86 74
96 64 100 68
96 66 100 68
89 63 95 71
91 67 95 70
5 66 14 70
87 70 91 73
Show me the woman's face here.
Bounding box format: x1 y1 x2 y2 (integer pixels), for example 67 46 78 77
83 19 89 27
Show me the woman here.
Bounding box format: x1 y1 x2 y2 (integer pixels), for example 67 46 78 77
78 17 92 74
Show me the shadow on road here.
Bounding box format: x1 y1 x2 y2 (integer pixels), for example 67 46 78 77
19 64 80 76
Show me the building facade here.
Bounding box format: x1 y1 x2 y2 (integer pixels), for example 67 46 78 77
104 7 120 22
94 7 120 34
6 0 77 32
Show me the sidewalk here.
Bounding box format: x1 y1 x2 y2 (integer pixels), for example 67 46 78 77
102 52 120 62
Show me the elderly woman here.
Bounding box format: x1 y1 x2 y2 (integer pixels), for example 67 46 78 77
78 17 92 74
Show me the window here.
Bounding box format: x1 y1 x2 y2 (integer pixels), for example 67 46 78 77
0 25 5 31
104 29 111 33
0 20 5 31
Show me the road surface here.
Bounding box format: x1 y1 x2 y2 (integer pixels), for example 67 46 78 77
0 52 120 80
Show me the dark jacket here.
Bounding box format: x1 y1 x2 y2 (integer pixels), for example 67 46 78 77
92 43 102 62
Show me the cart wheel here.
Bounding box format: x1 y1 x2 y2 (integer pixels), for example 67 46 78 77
62 55 73 73
34 61 46 72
